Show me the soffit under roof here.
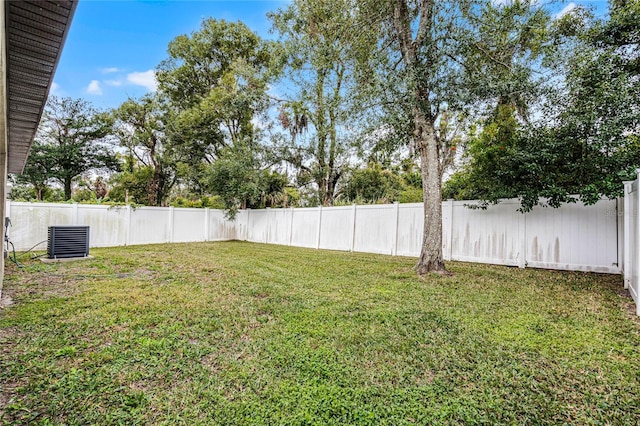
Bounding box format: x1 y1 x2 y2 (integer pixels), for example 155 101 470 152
5 0 77 174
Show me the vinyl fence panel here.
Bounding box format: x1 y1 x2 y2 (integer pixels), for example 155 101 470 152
9 202 76 251
525 199 619 272
246 209 269 244
396 203 424 257
449 200 525 267
318 206 354 252
353 204 397 255
128 207 171 245
208 209 237 241
264 209 292 246
76 205 128 247
172 208 207 243
289 207 321 249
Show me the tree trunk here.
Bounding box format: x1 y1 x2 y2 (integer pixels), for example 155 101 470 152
149 164 161 206
391 0 446 275
64 178 72 201
415 111 446 274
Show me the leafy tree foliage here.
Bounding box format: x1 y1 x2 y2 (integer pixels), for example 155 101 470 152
339 162 423 204
107 164 157 205
156 18 276 187
445 2 640 210
113 95 176 206
458 1 555 118
340 163 405 204
205 144 291 218
14 140 52 201
270 0 358 206
443 104 520 200
21 97 118 200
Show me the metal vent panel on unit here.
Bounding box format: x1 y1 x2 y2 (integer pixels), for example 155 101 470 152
47 226 90 259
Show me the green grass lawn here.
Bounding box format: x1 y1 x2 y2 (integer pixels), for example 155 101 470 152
1 241 639 425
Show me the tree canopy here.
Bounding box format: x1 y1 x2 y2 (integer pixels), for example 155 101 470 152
20 97 119 201
444 1 640 210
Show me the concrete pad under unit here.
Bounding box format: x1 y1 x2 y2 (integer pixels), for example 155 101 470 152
40 256 94 264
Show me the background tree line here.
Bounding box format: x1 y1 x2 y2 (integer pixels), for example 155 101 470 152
11 0 639 274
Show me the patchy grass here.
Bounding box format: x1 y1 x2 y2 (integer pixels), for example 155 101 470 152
1 241 639 425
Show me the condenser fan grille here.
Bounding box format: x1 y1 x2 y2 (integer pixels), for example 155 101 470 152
47 226 90 259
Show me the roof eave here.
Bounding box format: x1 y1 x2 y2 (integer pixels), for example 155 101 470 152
5 0 78 174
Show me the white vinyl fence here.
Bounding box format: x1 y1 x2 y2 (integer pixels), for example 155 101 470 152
6 203 238 251
7 197 623 274
8 185 640 314
241 199 622 274
623 171 640 315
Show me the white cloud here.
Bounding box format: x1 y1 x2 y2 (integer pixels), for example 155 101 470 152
555 2 577 19
86 80 103 95
50 81 60 95
101 67 121 74
126 70 158 92
105 79 123 87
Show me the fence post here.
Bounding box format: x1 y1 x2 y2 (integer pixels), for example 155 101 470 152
72 202 79 225
245 209 251 242
265 208 271 243
168 206 174 243
445 199 454 261
316 206 323 250
125 205 132 246
392 202 400 256
351 204 357 252
623 181 633 289
204 208 210 242
518 208 527 268
288 207 294 246
636 170 640 316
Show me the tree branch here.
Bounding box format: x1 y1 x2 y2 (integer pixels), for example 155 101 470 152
473 42 513 71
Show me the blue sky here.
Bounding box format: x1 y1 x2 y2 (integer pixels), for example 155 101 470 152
53 0 289 109
52 0 607 110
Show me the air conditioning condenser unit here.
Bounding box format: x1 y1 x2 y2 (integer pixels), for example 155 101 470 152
47 226 90 259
